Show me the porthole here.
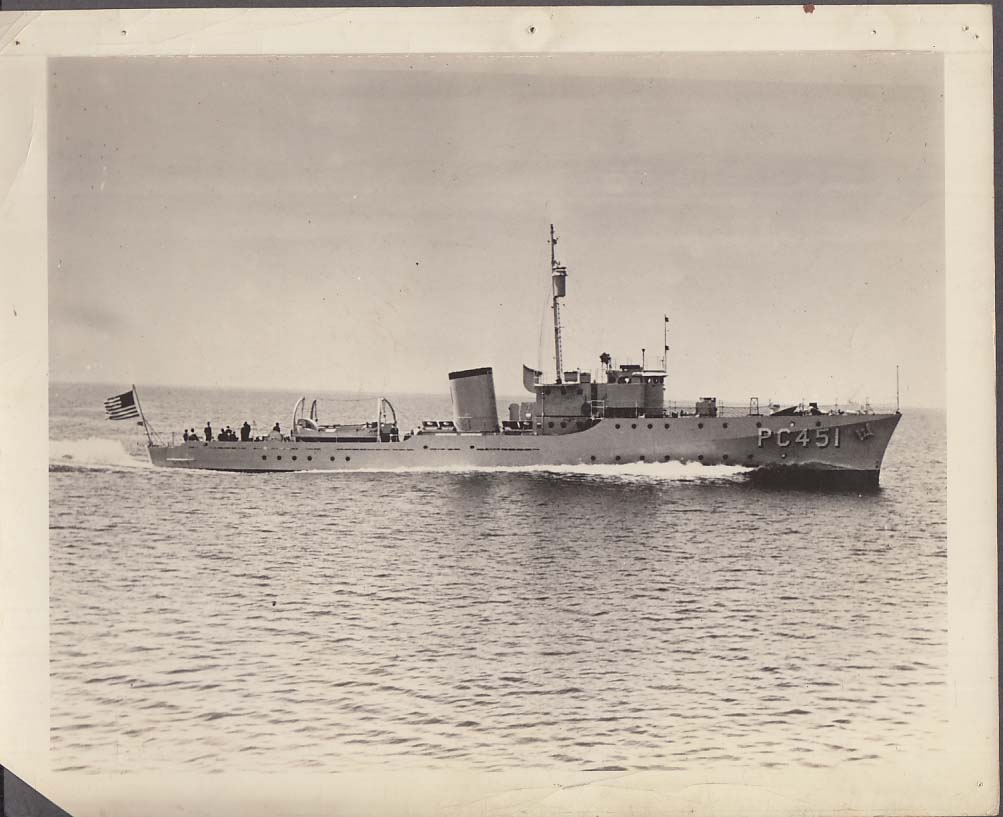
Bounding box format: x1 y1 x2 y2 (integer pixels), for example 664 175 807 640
469 445 475 449
277 455 282 461
722 454 729 461
307 456 312 462
631 423 637 429
590 455 597 462
292 455 297 461
698 423 704 429
423 445 428 450
664 423 670 429
345 456 351 462
722 422 728 429
756 421 762 428
664 454 670 462
615 455 622 462
261 455 267 461
615 423 621 430
815 420 822 427
698 454 705 461
330 456 336 461
639 455 645 461
548 421 555 429
647 423 653 430
560 421 567 428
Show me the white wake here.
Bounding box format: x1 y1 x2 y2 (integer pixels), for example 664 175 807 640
299 461 752 482
49 438 151 471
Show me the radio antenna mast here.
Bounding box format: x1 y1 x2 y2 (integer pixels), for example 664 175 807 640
550 224 568 384
663 314 670 371
896 364 900 413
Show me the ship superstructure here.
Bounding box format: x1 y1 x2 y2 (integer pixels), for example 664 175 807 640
143 226 901 488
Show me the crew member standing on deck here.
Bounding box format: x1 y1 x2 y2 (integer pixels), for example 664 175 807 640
241 421 251 442
204 421 212 442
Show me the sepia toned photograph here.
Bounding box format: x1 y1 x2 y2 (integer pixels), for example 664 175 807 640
0 6 996 817
47 46 949 764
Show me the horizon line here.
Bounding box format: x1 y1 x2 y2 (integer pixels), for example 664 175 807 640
48 378 944 411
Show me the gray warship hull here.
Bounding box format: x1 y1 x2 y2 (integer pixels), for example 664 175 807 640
148 411 900 489
139 227 902 488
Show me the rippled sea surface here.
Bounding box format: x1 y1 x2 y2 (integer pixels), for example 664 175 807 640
49 383 947 774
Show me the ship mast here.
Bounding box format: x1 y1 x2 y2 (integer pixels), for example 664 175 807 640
550 224 568 384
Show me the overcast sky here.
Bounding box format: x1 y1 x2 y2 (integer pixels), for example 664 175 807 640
49 53 944 407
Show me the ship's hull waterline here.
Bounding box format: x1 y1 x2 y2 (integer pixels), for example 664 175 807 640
148 412 900 488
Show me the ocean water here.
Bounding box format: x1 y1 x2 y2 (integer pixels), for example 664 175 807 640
49 383 948 774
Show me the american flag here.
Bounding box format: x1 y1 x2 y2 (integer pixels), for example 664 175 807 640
104 389 140 421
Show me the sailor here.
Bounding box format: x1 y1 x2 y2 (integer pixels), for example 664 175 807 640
217 429 226 441
241 421 251 442
225 425 233 441
183 429 189 442
204 422 212 441
189 429 199 442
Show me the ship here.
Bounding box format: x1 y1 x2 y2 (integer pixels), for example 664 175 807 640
135 226 900 489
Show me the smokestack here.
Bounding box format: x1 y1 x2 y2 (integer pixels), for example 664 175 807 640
448 367 499 433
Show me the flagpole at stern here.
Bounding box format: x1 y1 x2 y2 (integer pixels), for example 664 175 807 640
131 385 154 446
